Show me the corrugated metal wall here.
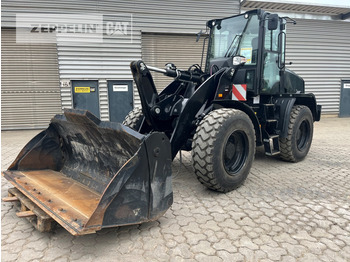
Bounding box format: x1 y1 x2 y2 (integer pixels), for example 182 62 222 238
2 1 240 33
57 25 142 121
2 0 239 123
3 1 348 119
142 33 208 92
286 19 350 114
1 28 61 129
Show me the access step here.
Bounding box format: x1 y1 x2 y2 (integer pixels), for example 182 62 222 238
266 119 278 130
264 135 280 156
263 104 275 120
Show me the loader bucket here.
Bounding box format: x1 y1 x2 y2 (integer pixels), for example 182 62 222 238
2 109 173 235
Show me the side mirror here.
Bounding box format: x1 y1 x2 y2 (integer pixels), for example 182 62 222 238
233 56 247 66
268 14 279 30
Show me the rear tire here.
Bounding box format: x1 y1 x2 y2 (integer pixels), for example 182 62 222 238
279 105 313 162
122 107 144 131
192 109 255 192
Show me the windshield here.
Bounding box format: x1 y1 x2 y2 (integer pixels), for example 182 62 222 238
208 13 259 63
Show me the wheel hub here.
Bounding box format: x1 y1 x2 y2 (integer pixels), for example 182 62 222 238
223 130 248 175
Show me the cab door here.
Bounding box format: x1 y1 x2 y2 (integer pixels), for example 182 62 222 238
261 15 284 94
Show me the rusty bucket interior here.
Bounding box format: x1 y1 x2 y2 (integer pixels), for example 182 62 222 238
2 109 173 235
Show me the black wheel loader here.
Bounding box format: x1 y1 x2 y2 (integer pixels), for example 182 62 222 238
2 9 321 235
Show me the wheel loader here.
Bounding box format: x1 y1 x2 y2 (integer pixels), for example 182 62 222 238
2 9 321 235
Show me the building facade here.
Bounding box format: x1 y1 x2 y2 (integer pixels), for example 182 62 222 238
1 1 349 129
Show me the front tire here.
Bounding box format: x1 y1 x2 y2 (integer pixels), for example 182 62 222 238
192 109 256 192
279 105 314 162
122 107 144 131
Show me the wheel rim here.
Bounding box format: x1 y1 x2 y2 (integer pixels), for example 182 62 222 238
223 130 248 175
296 119 310 151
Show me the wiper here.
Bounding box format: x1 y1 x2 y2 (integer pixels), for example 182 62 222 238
224 34 241 57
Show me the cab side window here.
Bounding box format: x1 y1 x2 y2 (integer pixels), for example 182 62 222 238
262 16 280 94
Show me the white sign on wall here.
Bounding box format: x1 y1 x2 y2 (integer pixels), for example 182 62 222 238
113 84 128 92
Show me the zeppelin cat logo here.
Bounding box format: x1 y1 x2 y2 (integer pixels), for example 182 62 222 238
75 87 90 93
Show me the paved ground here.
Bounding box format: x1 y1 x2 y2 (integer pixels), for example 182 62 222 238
1 117 350 262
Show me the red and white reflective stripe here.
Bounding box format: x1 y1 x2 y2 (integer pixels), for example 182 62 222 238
232 84 247 101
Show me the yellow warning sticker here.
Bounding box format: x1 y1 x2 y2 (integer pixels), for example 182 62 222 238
75 87 90 93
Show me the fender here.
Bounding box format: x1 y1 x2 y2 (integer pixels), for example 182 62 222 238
275 94 321 138
274 97 295 138
212 100 263 146
294 94 321 122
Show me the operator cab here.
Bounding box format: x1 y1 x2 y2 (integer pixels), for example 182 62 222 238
206 9 304 97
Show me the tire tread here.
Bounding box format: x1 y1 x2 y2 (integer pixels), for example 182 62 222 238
122 107 144 130
279 105 311 162
192 108 254 192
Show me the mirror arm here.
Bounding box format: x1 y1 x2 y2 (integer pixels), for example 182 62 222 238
282 16 297 25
